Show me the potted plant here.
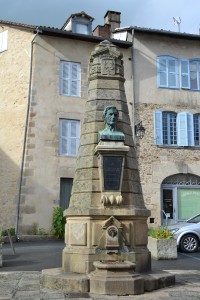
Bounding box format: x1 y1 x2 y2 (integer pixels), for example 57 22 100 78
148 226 177 260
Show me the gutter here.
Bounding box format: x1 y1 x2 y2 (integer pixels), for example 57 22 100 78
131 28 135 140
15 28 40 237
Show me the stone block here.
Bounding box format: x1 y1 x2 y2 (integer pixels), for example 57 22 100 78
148 237 177 260
41 268 89 292
89 261 144 295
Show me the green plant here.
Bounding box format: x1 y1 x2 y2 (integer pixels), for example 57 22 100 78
148 226 173 239
51 207 65 239
2 227 15 236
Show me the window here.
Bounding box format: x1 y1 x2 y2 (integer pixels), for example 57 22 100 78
60 61 81 97
0 30 8 53
157 56 178 88
157 56 200 91
59 119 80 156
162 112 177 145
154 111 197 146
60 178 73 210
194 114 200 145
180 59 200 90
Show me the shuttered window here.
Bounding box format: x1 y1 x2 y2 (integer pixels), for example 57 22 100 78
154 111 197 146
60 61 81 97
59 119 80 156
157 56 178 88
0 30 8 53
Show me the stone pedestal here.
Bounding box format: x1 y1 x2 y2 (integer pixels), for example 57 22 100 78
89 261 144 295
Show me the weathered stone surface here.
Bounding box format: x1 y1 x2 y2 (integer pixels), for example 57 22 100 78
63 40 150 278
148 237 177 260
41 268 89 292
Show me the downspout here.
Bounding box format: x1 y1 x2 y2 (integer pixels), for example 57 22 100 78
131 28 135 140
15 27 41 238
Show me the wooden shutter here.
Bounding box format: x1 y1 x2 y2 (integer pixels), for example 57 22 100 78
157 57 167 87
69 121 80 155
168 58 178 88
61 62 70 95
59 119 69 154
154 111 163 145
180 59 190 89
187 113 194 146
71 63 81 96
177 112 188 146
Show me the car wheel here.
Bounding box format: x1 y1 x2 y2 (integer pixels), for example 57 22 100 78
180 234 199 252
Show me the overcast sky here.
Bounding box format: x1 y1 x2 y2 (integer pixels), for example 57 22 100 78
0 0 199 35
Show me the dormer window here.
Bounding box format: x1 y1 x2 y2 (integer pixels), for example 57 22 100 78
61 11 94 35
75 22 90 35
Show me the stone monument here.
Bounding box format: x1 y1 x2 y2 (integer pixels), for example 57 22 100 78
41 40 175 296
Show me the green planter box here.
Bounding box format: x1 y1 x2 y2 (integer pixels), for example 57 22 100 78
148 236 177 260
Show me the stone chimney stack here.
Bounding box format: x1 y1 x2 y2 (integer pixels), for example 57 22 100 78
104 11 121 33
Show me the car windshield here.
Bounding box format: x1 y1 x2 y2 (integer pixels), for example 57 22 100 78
187 214 200 223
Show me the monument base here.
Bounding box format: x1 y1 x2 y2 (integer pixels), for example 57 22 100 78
62 246 151 274
41 267 175 295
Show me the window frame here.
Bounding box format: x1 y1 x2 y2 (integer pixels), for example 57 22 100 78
157 55 179 89
60 61 81 97
59 119 80 156
154 110 198 147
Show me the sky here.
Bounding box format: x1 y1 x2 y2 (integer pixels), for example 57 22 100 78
0 0 199 35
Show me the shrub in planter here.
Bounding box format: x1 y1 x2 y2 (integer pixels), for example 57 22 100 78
148 226 177 260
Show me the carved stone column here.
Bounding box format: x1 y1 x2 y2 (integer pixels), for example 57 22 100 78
62 40 151 274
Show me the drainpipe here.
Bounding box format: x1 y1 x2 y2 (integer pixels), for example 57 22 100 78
131 28 135 140
15 27 41 238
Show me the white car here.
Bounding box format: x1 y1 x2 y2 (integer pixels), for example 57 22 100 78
168 214 200 253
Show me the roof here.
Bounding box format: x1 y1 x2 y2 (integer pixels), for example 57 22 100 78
0 19 132 48
114 25 200 40
1 18 200 44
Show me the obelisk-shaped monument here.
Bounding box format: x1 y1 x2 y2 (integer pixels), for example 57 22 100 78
63 40 151 274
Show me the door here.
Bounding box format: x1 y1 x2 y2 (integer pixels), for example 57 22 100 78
162 189 176 225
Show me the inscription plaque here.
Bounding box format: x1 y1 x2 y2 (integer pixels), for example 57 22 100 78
103 156 123 190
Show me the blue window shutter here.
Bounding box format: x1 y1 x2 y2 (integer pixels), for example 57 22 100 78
177 112 188 146
157 57 167 87
180 59 190 89
168 58 178 88
187 113 194 146
154 111 163 145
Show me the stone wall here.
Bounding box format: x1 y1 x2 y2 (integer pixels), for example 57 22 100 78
0 27 33 229
135 103 200 226
18 36 133 233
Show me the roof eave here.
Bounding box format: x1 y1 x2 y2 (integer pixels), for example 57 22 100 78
37 27 132 48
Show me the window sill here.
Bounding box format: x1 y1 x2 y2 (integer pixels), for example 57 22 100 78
156 145 200 149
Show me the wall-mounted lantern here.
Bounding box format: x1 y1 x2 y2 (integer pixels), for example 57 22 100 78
135 121 145 139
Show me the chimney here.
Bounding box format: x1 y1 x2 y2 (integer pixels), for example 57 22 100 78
104 11 121 33
93 24 111 38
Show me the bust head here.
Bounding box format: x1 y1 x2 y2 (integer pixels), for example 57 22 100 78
103 106 119 131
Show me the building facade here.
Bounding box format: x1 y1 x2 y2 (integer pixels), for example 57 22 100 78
1 11 200 234
132 29 200 226
0 12 133 234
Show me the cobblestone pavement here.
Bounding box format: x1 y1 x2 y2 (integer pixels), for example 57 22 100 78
0 269 200 299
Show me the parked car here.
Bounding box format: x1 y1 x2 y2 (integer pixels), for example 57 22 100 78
168 214 200 253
